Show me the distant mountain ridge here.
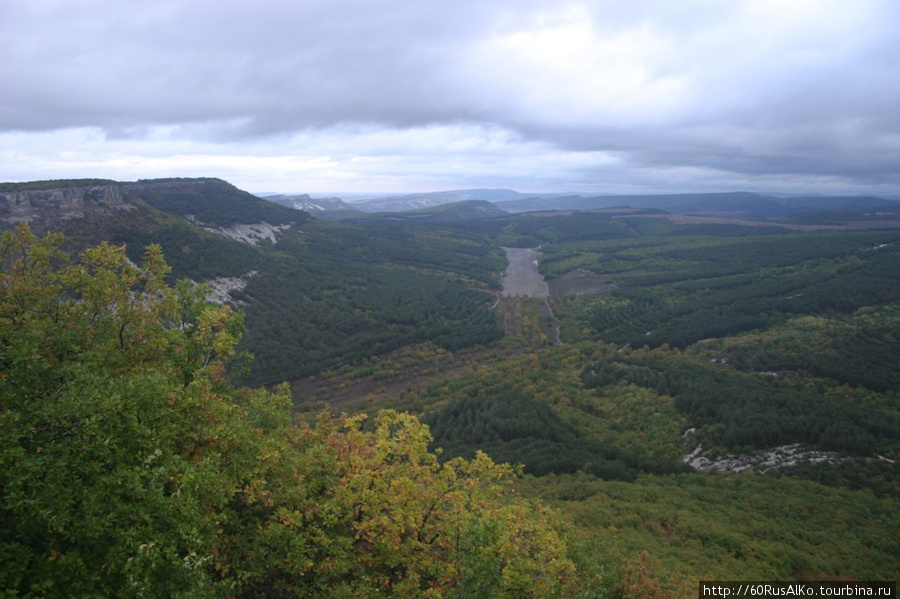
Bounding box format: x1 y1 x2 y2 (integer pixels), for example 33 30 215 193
480 191 900 218
352 189 529 212
313 189 899 219
6 179 899 230
264 193 358 213
347 199 508 223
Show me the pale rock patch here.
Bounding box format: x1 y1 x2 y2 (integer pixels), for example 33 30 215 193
201 222 292 245
203 271 257 305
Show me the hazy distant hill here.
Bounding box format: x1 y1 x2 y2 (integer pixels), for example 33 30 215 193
497 191 900 217
343 199 508 223
264 193 359 213
353 189 529 212
779 195 900 213
500 191 786 217
299 188 900 219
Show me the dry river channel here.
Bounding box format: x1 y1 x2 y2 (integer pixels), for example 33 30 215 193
500 247 548 297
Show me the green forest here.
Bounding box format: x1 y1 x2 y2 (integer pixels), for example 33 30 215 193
319 212 900 593
0 225 572 598
2 180 900 597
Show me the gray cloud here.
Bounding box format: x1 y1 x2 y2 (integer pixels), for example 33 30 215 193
1 0 898 194
1 0 495 131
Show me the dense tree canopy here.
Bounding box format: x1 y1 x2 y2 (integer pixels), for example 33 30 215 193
424 391 688 480
0 224 574 598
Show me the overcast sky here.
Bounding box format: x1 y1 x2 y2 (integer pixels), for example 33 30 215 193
2 0 898 196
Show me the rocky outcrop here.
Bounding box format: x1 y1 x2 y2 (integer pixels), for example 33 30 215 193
196 221 293 246
203 271 257 305
0 183 135 231
265 193 356 212
682 443 840 473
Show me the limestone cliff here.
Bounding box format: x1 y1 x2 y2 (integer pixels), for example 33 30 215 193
0 182 136 232
0 178 306 247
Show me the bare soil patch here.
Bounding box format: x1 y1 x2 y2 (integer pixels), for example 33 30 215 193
289 345 521 413
548 269 618 296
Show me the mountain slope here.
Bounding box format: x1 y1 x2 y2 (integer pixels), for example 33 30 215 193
0 177 505 385
124 178 309 228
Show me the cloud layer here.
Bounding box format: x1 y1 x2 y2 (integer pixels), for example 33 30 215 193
2 0 898 195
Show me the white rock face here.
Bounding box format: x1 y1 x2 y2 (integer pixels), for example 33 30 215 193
202 222 292 245
683 443 840 473
203 271 257 305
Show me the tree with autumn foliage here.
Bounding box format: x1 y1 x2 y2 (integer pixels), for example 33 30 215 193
0 224 574 598
274 411 574 597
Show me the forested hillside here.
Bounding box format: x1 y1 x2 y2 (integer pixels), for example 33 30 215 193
0 224 573 597
235 218 505 383
3 178 900 596
1 179 508 385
